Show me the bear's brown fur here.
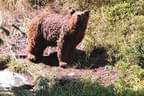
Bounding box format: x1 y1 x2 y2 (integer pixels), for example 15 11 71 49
27 10 89 67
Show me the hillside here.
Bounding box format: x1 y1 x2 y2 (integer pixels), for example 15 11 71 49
0 0 144 96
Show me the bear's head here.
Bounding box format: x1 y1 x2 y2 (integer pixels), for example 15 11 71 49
69 10 89 30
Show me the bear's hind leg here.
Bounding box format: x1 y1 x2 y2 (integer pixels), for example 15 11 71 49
27 37 47 62
27 39 37 61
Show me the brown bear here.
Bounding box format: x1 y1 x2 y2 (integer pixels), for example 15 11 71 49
27 10 89 67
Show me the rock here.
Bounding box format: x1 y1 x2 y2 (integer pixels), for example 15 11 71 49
0 69 33 90
56 72 81 85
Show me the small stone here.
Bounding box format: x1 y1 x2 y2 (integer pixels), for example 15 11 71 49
68 72 75 77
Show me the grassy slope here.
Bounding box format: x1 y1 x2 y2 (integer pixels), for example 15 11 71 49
0 0 144 96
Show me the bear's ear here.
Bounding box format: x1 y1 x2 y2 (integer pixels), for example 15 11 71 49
70 9 76 16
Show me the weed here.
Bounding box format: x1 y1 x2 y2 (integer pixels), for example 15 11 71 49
8 60 28 73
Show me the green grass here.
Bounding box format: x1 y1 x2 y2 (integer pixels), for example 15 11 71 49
8 60 28 73
3 77 144 96
6 77 115 96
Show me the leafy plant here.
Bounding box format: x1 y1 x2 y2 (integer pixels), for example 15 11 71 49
0 26 10 45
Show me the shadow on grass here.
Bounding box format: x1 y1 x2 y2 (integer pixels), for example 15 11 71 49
0 56 10 70
73 47 109 69
31 47 109 69
0 63 8 70
40 53 59 66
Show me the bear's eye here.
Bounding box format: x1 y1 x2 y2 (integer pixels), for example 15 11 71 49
77 15 81 18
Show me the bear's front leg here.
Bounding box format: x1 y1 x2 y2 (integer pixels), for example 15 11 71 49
57 34 70 67
27 52 36 61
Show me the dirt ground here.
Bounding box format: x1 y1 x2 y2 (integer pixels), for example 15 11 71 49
16 47 119 87
0 44 120 87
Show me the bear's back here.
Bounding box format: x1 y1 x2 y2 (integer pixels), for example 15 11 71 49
40 14 70 45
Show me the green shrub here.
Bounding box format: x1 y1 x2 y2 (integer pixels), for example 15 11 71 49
8 61 28 73
102 2 134 24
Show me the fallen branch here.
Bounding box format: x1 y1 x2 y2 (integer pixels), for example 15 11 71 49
5 39 17 61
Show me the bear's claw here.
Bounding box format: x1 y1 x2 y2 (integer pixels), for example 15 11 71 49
59 62 68 68
27 53 36 61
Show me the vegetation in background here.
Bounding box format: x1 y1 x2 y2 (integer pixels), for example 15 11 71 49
0 0 52 10
83 0 144 95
